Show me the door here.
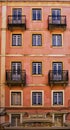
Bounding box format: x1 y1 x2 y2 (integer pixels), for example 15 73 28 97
11 62 21 80
52 62 62 80
12 8 22 23
52 9 61 24
11 114 20 126
54 115 63 126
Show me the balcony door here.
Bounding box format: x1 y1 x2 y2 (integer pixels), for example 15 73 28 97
52 62 62 80
12 8 22 23
52 9 61 24
11 62 21 81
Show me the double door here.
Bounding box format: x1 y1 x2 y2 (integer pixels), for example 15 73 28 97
52 62 62 80
52 9 61 24
12 8 22 23
12 62 21 81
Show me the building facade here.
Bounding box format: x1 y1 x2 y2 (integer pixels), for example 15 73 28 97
0 0 70 129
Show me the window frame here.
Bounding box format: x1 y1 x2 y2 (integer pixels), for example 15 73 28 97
52 34 62 47
32 34 42 46
12 34 22 46
32 8 42 21
32 62 42 75
10 90 23 106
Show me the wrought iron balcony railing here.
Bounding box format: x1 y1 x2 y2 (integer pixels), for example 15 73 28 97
6 70 26 86
48 70 68 86
8 15 26 30
48 15 66 30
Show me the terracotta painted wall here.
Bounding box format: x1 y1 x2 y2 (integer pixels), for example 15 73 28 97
0 2 69 113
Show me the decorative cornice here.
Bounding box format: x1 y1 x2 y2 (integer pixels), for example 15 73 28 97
0 54 67 57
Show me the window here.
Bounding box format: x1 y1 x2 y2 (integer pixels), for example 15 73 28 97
32 34 42 46
11 62 21 80
52 34 62 46
32 62 42 75
32 9 42 20
32 92 42 105
11 114 21 126
53 92 63 105
12 34 22 46
11 92 21 106
12 8 22 22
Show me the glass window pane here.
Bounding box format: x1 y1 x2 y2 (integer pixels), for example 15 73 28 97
32 63 36 74
57 35 62 46
52 35 56 46
38 63 42 74
38 93 42 105
37 10 41 20
32 93 36 105
58 92 63 104
32 9 36 20
32 35 36 46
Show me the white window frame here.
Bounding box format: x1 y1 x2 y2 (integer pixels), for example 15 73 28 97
31 90 44 106
52 90 64 106
10 90 23 107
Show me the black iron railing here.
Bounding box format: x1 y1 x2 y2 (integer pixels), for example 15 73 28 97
6 70 26 86
48 15 66 30
48 70 68 86
8 15 26 29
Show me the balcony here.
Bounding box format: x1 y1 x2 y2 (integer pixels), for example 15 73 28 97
48 70 68 86
6 70 26 86
8 15 26 30
48 15 66 30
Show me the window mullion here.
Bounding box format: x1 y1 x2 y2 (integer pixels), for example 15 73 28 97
36 93 38 104
36 63 38 74
36 35 38 46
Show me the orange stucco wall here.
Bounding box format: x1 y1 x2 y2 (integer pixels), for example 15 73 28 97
0 2 70 123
